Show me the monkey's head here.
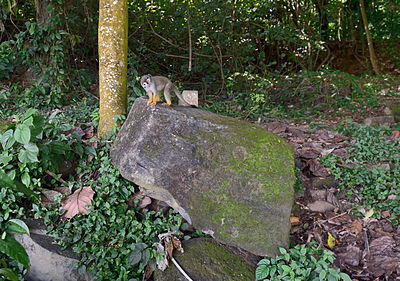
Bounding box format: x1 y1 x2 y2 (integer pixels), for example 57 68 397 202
140 75 152 91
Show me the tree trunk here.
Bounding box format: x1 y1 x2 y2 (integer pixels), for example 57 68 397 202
35 0 53 26
98 0 128 137
359 0 380 74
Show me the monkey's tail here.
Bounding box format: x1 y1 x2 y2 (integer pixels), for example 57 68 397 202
172 86 191 107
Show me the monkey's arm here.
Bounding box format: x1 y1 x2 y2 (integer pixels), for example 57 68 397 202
146 91 153 105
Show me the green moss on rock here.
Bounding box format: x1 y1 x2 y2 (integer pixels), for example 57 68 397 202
153 238 256 281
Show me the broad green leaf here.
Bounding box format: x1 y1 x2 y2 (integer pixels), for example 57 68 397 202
21 172 31 187
6 219 30 235
0 268 18 281
340 273 352 281
281 265 291 272
0 235 30 268
257 258 271 266
23 108 38 121
319 269 326 280
127 251 141 265
24 143 39 153
18 149 38 163
255 265 269 280
1 129 15 150
23 116 33 127
0 152 12 166
14 124 30 145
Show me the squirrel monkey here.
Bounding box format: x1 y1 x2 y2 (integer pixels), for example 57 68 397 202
140 75 191 106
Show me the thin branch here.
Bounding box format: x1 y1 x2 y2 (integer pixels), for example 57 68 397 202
187 0 192 72
170 256 193 281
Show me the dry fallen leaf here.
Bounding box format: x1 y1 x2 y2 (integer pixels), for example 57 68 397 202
290 216 300 225
60 186 95 220
382 210 391 218
349 219 363 235
364 208 374 220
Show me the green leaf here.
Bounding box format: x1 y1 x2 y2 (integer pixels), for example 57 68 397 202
23 109 38 121
319 269 326 280
6 219 30 235
279 248 288 255
24 143 39 153
21 172 31 187
1 129 15 150
14 124 30 145
18 149 38 163
0 268 19 281
340 273 352 281
257 258 271 266
281 265 291 272
0 234 30 268
23 116 33 127
0 152 12 166
255 265 269 280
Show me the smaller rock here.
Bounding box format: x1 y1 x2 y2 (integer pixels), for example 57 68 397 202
14 219 92 281
386 100 400 122
364 116 395 126
311 177 338 189
337 245 362 266
179 90 198 107
153 238 257 281
309 189 327 201
307 200 336 213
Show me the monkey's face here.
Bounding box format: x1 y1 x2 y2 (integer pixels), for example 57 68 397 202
141 76 151 91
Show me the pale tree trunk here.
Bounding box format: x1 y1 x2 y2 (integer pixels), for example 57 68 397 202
35 0 53 26
98 0 128 137
359 0 380 74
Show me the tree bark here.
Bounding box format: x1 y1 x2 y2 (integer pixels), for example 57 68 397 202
34 0 53 26
98 0 128 137
359 0 380 74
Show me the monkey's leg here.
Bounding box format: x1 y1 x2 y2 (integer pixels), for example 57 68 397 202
162 84 172 106
147 92 153 105
152 93 160 105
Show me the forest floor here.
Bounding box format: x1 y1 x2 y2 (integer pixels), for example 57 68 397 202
262 99 400 280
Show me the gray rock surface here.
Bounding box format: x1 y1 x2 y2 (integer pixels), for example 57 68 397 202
14 219 91 281
111 97 295 256
153 238 257 281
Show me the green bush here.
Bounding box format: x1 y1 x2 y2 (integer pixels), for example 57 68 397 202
0 109 96 220
0 41 16 81
255 243 351 281
44 142 183 280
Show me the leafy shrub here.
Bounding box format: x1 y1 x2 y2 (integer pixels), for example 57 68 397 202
0 41 16 81
255 243 351 281
0 219 30 281
44 142 183 280
0 109 95 220
321 122 400 224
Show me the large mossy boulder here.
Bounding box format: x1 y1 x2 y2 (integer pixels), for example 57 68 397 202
111 97 295 256
153 238 257 281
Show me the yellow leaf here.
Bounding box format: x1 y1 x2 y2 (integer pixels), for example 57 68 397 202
327 232 336 248
364 208 374 219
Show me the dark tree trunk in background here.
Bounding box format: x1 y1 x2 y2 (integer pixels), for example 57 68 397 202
359 0 380 74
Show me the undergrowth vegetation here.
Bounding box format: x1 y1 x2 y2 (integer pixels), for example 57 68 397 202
321 121 400 225
256 243 351 281
44 142 183 280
